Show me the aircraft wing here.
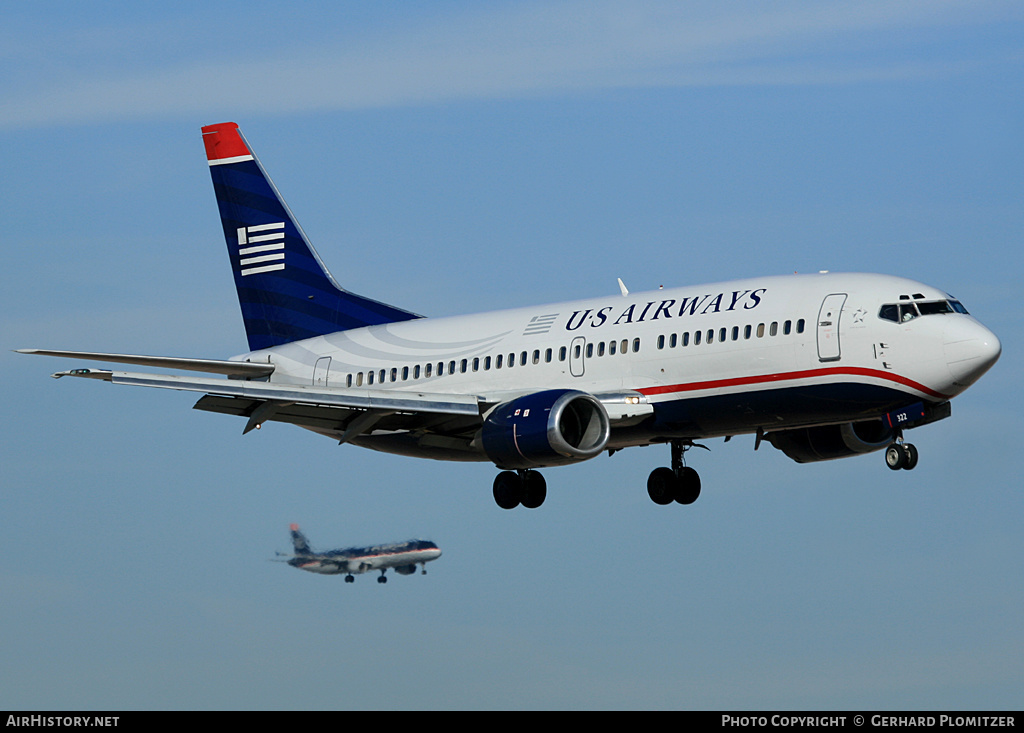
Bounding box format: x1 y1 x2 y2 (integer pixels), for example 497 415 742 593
16 349 276 377
47 367 482 441
23 350 652 445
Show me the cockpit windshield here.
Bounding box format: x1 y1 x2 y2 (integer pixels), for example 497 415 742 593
878 299 969 323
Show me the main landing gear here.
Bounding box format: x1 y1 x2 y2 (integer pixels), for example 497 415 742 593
493 469 547 510
647 440 702 506
885 440 919 471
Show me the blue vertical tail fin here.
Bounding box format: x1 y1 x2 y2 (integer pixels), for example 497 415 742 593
290 524 312 556
202 122 420 351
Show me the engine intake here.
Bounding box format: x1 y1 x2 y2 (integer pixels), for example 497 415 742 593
481 389 610 469
765 420 894 463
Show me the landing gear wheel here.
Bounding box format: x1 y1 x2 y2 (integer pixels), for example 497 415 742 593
493 471 521 510
901 443 919 471
344 575 354 583
885 443 906 470
520 470 547 509
377 574 387 584
647 467 677 505
674 466 701 505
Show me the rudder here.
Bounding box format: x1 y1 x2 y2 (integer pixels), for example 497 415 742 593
202 122 420 351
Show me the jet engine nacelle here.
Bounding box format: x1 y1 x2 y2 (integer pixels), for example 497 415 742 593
394 565 417 576
480 389 611 470
765 420 894 463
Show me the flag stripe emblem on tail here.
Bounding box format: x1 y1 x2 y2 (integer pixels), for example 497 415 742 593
237 223 285 276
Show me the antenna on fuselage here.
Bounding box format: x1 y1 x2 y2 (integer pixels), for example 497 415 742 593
617 278 629 297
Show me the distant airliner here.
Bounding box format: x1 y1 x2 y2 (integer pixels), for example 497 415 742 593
281 525 440 583
20 122 1001 510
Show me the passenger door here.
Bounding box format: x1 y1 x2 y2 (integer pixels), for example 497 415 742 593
817 294 847 362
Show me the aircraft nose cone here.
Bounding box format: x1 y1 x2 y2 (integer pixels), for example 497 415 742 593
944 319 1001 388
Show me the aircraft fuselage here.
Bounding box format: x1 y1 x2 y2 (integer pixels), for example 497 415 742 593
242 271 999 460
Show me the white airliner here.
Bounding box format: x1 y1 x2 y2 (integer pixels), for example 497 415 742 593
280 525 440 583
20 122 1001 510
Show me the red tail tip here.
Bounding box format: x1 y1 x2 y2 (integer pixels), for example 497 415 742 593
201 122 250 162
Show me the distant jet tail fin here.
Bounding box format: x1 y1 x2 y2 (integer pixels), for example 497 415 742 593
290 523 313 556
201 122 420 351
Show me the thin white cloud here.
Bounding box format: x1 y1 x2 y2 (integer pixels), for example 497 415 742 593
1 0 1019 129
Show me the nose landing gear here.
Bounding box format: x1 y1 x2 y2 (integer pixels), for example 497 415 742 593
885 441 919 471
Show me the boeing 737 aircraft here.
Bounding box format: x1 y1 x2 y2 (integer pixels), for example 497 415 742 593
20 122 1001 510
280 525 440 583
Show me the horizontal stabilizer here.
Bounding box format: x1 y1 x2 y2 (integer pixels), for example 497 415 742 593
16 349 275 377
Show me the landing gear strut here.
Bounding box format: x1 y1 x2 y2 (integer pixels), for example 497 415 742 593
647 440 702 506
492 469 547 509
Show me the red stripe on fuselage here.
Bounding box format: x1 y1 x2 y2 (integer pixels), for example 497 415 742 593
637 367 949 401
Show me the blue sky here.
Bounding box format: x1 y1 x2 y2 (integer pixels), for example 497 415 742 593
3 1 1022 710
